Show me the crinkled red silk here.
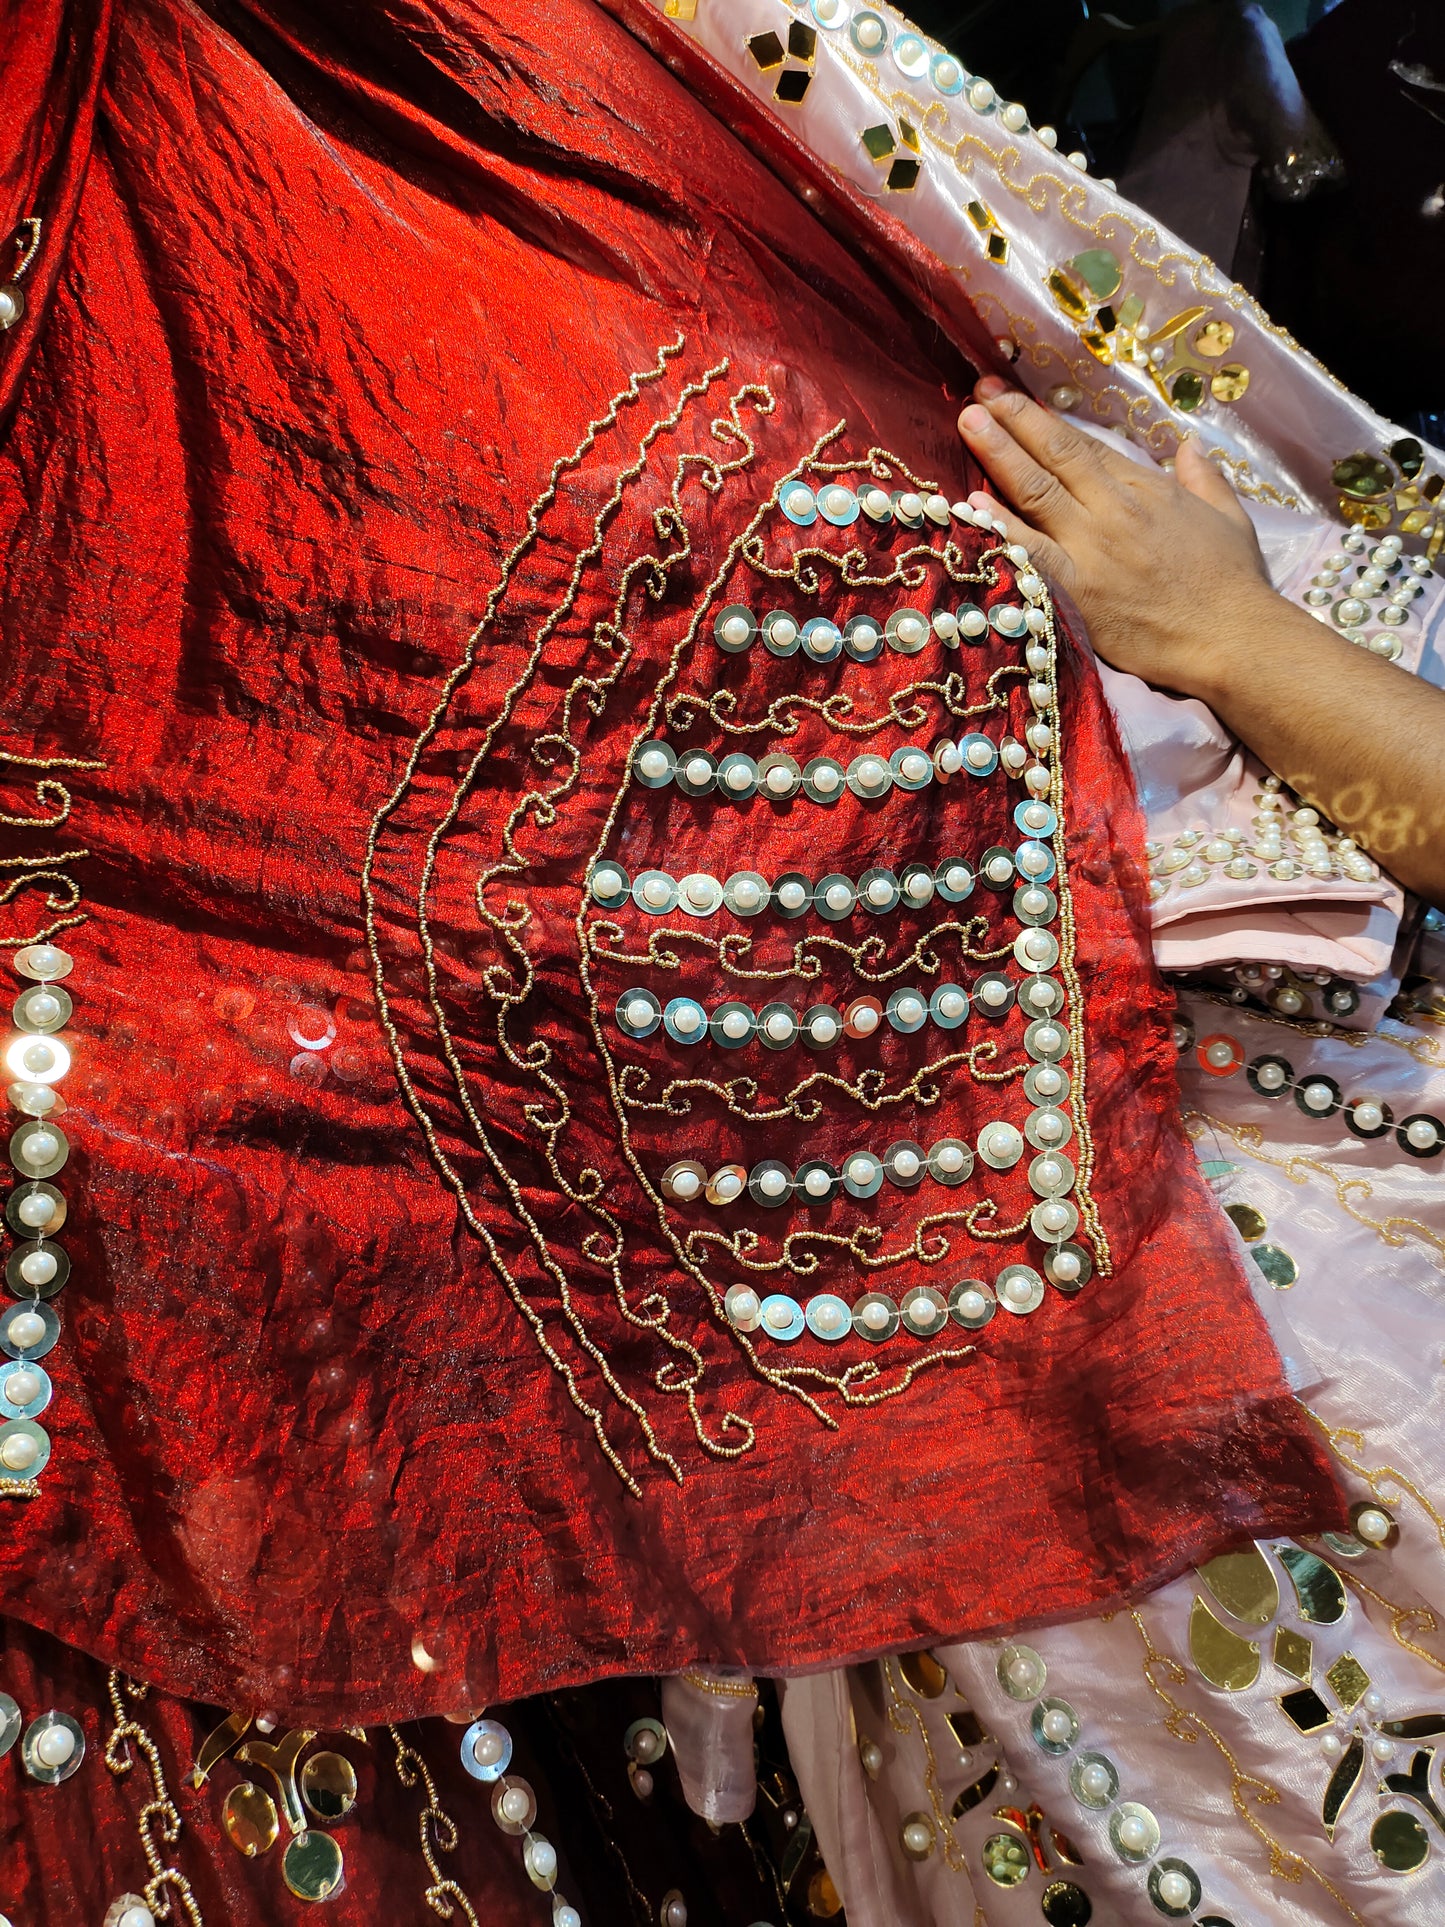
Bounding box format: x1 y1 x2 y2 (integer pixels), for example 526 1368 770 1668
0 0 1340 1725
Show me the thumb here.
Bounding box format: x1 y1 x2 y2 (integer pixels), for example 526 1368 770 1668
1175 436 1253 531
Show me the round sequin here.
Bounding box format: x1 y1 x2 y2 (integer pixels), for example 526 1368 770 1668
884 1139 927 1188
900 1286 949 1337
948 1279 995 1329
1196 1033 1244 1077
589 863 630 908
1015 927 1060 973
1031 1697 1080 1756
1250 1244 1299 1289
971 973 1015 1022
1026 1107 1073 1152
805 1293 853 1342
757 754 802 803
934 858 975 902
801 617 844 663
841 1150 884 1199
929 983 970 1030
928 1138 974 1185
724 870 771 916
1246 1053 1293 1098
1041 1884 1093 1927
772 872 814 919
803 757 847 806
886 607 930 655
672 749 717 797
0 1360 50 1420
886 987 929 1034
1069 1750 1119 1809
713 604 756 654
982 1833 1030 1887
958 732 999 778
890 745 934 791
615 989 661 1039
857 868 901 915
1019 975 1065 1019
1293 1073 1342 1121
1029 1150 1075 1196
802 1003 845 1050
843 996 884 1041
724 1283 763 1331
978 846 1016 891
676 873 723 917
748 1160 794 1208
1015 838 1056 884
849 10 888 55
852 1291 899 1341
1109 1801 1161 1864
778 482 818 526
998 1643 1046 1700
756 1002 800 1050
4 1241 68 1302
1148 1858 1202 1919
996 1264 1046 1315
709 1002 756 1049
814 874 857 922
714 753 759 801
1015 798 1058 837
0 1300 58 1361
761 611 802 656
795 1159 840 1205
758 1294 805 1342
847 753 894 800
844 614 886 662
461 1719 513 1782
816 483 859 527
1044 1242 1091 1294
632 740 675 788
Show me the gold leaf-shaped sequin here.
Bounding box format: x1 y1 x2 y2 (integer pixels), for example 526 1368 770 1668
899 1650 949 1698
1047 269 1089 320
947 1707 985 1748
1380 1715 1445 1739
1189 1594 1261 1691
808 1868 843 1917
192 1710 250 1788
1323 1736 1364 1841
1277 1544 1347 1624
1225 1202 1267 1242
1198 1546 1278 1626
1273 1626 1313 1681
1326 1653 1371 1712
223 1781 279 1858
1146 305 1209 346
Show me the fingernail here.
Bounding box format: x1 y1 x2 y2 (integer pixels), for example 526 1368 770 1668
959 404 993 434
975 376 1009 399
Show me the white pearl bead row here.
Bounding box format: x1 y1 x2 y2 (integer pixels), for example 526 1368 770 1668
633 741 955 803
1189 1030 1443 1155
462 1720 582 1923
592 853 1039 919
1300 534 1432 654
802 7 1072 164
3 943 77 1488
1220 963 1360 1022
618 983 1013 1049
1147 780 1377 902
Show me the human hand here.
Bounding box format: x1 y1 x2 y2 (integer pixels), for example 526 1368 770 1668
957 378 1275 708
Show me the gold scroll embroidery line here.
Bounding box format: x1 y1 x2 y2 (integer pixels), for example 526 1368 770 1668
364 335 691 1494
103 1671 205 1926
388 1725 483 1926
586 916 1015 985
1129 1610 1365 1921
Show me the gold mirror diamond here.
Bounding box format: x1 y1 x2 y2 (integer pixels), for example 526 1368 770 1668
1273 1626 1314 1681
1326 1652 1371 1711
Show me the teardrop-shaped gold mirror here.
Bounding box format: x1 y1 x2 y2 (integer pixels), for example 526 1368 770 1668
1277 1544 1347 1625
1188 1595 1261 1692
1198 1546 1278 1627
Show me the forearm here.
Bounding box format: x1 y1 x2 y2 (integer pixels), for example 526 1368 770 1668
1185 584 1445 905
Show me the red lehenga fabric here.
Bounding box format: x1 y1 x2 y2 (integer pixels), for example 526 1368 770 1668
0 0 1340 1737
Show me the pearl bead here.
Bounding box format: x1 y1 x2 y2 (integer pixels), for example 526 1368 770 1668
810 1015 839 1045
1364 1690 1385 1713
1067 150 1088 169
5 1368 40 1406
1038 124 1059 147
967 79 995 111
851 1005 879 1034
682 757 712 787
958 1289 986 1319
25 993 60 1027
895 997 924 1024
847 1158 875 1185
759 1169 788 1197
1256 1063 1286 1091
733 880 763 910
16 1195 51 1230
1081 1762 1110 1798
856 14 883 46
34 1724 74 1769
764 767 794 795
936 1146 964 1173
812 765 840 794
1035 1113 1064 1143
934 58 960 88
7 1312 44 1349
724 764 750 791
1356 1507 1391 1545
1035 1157 1062 1187
639 751 668 779
813 1301 844 1334
671 1170 700 1200
1052 1250 1081 1281
1302 1081 1334 1111
905 872 933 900
862 1300 890 1331
1408 1118 1440 1150
1351 1101 1383 1131
858 759 886 787
643 879 672 909
663 1899 687 1927
851 623 879 651
471 1728 507 1767
1033 1066 1063 1097
764 1012 793 1041
1118 1815 1149 1852
893 1150 920 1179
1025 764 1051 794
1320 1732 1343 1760
118 1908 156 1927
900 752 929 782
18 1251 56 1287
1007 1655 1038 1689
1205 1041 1236 1069
1337 598 1367 626
1034 1026 1061 1053
625 999 654 1030
1158 1872 1191 1908
21 1132 57 1166
936 743 962 775
986 1124 1023 1161
719 1012 751 1043
1274 987 1304 1014
902 1819 934 1854
866 878 893 905
860 1739 883 1773
1371 1737 1395 1762
943 866 970 893
803 1169 831 1197
556 1909 582 1927
0 1434 38 1471
985 858 1012 886
1041 1707 1072 1741
785 488 811 515
938 992 966 1020
961 609 990 637
980 980 1009 1007
778 882 806 910
895 617 925 646
730 1290 758 1321
1000 102 1028 131
964 741 993 769
897 493 923 519
720 615 750 647
1039 1201 1070 1233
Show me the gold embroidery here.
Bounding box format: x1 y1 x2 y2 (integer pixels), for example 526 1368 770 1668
588 916 1014 985
618 1040 1023 1123
388 1726 483 1926
104 1671 205 1926
1185 1110 1445 1274
686 1197 1031 1280
1129 1610 1366 1921
666 672 983 737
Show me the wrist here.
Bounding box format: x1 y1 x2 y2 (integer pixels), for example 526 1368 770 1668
1170 581 1298 717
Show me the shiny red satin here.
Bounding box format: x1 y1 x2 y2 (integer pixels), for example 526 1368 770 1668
0 0 1340 1727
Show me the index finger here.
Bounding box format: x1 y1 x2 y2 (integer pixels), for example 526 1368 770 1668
972 382 1130 509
